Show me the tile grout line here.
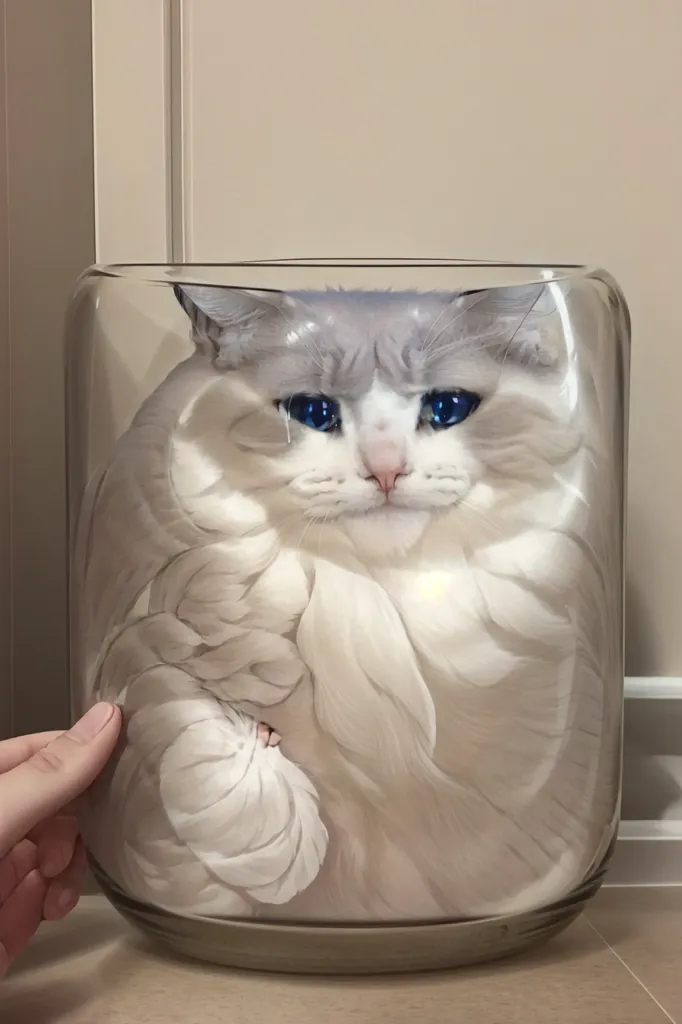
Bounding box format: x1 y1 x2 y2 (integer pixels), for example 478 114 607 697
585 919 677 1023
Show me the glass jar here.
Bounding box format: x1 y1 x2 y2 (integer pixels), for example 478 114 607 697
66 260 629 973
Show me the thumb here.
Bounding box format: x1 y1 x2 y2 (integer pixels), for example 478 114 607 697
0 702 121 856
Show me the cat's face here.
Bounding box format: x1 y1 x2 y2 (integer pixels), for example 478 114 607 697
173 285 577 535
272 379 487 521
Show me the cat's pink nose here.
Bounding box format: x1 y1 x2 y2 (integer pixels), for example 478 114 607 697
369 469 403 495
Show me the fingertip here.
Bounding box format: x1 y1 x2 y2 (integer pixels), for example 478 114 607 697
43 886 79 921
0 705 122 857
40 840 72 879
11 867 48 918
42 839 87 920
0 838 39 903
23 868 48 898
36 815 80 879
67 702 119 744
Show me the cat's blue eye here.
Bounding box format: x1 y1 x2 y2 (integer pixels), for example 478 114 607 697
280 394 341 433
420 389 481 430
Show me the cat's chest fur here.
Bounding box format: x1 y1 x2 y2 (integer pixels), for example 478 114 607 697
258 521 579 783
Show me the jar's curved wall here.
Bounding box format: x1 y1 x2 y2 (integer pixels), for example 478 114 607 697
66 263 629 972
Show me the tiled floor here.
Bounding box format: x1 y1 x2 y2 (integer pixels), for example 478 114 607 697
1 890 681 1023
588 888 682 1021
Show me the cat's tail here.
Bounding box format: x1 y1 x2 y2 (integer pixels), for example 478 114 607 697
83 635 328 917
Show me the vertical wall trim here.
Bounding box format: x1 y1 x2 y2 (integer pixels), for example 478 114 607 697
92 0 189 264
167 0 187 263
90 4 101 264
91 0 170 263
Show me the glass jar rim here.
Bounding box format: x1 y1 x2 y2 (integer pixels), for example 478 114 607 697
83 258 603 293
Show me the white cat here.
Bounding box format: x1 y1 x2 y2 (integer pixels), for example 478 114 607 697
74 283 622 921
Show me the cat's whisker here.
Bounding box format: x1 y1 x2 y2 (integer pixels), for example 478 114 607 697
420 293 484 352
291 513 317 557
498 311 534 373
300 337 326 372
258 507 314 548
265 295 326 373
420 313 464 357
457 497 506 541
267 508 301 531
422 330 506 366
420 303 454 353
316 510 332 562
421 299 501 357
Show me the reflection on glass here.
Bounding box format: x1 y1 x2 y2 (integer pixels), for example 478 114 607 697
67 262 629 970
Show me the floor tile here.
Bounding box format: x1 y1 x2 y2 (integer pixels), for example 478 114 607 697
589 887 682 1021
0 896 673 1024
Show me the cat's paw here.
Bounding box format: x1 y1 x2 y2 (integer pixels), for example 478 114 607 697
257 721 281 747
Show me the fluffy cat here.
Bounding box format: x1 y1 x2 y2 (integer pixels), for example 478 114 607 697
74 282 622 921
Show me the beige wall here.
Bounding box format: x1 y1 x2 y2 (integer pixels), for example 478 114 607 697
0 0 679 742
184 0 678 679
0 0 95 738
94 0 682 677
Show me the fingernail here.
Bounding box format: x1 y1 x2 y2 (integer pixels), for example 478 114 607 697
41 856 62 879
57 888 78 913
67 702 115 743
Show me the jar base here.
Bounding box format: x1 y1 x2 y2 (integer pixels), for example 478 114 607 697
88 851 612 975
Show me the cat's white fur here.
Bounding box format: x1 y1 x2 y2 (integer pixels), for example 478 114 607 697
76 285 622 921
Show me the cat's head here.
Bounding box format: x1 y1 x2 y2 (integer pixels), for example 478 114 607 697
172 283 578 543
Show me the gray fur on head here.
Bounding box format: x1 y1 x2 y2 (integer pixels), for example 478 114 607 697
174 283 560 396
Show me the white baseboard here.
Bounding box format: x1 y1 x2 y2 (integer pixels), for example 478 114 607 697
610 676 682 885
624 676 682 700
607 820 682 887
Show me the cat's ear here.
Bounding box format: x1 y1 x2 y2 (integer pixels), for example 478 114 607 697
173 284 296 368
450 285 561 371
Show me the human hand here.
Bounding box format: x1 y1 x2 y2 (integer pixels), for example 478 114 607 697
0 702 121 978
